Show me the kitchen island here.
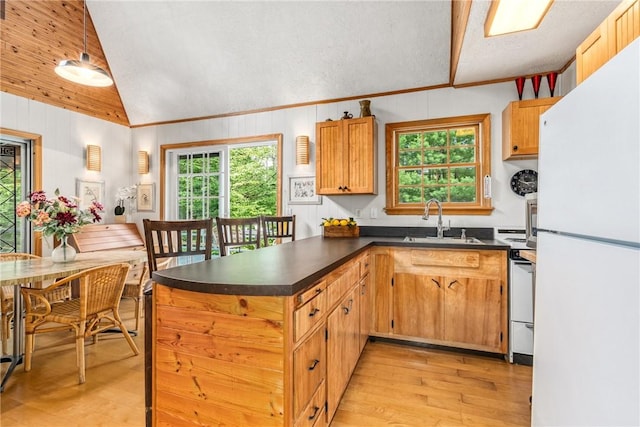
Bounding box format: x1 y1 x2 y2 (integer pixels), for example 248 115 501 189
149 235 508 427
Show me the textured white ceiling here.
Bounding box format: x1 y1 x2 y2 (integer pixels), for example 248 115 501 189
87 0 619 126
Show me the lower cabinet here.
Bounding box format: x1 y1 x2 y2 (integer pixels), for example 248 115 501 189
326 285 360 421
372 247 508 354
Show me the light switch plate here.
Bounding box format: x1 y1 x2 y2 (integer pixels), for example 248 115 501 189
355 209 362 218
370 208 377 219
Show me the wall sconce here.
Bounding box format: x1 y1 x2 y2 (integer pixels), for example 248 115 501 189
138 151 149 174
295 136 309 165
86 145 101 171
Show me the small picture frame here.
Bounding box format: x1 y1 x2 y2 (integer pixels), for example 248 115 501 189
289 176 322 205
76 178 105 210
137 183 155 212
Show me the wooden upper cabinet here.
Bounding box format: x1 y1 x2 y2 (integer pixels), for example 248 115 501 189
577 0 639 84
316 117 377 195
502 98 560 160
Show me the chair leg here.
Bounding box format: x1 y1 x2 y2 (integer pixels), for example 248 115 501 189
77 325 86 384
24 333 34 372
113 310 139 355
1 311 8 355
134 297 141 332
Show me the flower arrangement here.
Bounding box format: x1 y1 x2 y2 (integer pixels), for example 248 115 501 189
16 189 104 239
115 185 137 215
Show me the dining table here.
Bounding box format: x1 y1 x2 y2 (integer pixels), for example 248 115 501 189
0 248 148 392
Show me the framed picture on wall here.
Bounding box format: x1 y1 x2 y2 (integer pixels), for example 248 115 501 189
137 183 155 212
76 179 105 210
289 176 322 205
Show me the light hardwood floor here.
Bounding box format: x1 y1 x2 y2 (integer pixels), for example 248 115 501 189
1 300 532 426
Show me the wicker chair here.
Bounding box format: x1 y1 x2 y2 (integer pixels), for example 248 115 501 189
0 253 45 354
216 216 261 256
21 263 139 384
261 215 296 247
121 258 172 332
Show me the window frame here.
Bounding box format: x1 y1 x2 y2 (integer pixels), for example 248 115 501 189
159 134 283 220
385 114 493 215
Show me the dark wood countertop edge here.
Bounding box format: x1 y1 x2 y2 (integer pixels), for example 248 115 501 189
151 238 509 297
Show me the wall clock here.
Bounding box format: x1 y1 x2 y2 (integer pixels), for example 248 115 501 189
510 169 538 196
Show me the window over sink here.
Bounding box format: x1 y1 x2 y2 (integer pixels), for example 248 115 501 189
385 113 493 215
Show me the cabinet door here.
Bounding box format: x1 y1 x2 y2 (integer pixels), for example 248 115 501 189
393 273 444 340
502 99 559 159
326 286 360 422
576 21 610 84
344 117 376 194
359 274 372 351
316 121 344 194
293 326 326 419
608 0 639 56
443 277 503 352
370 248 393 334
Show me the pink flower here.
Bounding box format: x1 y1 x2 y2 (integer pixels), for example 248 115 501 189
34 211 51 226
29 191 47 203
16 201 31 217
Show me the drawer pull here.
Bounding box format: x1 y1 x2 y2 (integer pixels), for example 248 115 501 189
308 308 320 317
308 406 320 421
361 284 366 295
431 278 441 288
525 323 534 330
308 359 320 371
342 298 353 315
448 279 460 289
315 288 323 294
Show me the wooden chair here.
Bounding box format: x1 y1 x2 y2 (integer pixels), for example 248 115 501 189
261 215 296 246
0 253 50 354
21 263 138 384
215 216 262 256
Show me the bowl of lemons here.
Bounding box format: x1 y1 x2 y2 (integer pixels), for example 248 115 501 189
321 217 359 238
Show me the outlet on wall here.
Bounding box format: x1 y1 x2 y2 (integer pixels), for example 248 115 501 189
370 208 377 219
355 209 362 218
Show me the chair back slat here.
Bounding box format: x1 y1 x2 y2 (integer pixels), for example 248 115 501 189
261 215 296 247
215 217 262 256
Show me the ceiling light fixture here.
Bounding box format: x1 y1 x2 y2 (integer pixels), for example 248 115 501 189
485 0 554 37
54 0 113 87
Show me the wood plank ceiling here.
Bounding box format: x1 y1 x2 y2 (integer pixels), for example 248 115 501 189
0 0 128 126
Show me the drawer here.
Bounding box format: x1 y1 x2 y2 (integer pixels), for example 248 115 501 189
294 380 326 427
359 252 370 278
293 327 326 419
326 263 359 309
294 290 326 342
296 280 326 308
510 262 534 322
125 262 147 284
511 321 534 355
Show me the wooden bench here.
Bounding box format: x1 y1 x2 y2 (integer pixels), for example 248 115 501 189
69 223 148 330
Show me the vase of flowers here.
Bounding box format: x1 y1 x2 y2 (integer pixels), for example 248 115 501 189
115 185 137 223
16 189 104 262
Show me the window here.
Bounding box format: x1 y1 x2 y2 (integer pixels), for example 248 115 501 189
162 134 282 220
385 114 492 215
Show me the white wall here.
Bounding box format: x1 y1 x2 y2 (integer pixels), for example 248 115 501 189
132 80 569 239
1 92 133 254
1 75 569 245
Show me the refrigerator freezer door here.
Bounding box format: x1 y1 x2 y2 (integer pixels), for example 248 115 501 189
537 39 639 243
532 232 639 426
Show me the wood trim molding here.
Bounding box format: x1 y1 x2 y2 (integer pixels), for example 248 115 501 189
450 0 472 84
1 127 43 255
159 133 283 220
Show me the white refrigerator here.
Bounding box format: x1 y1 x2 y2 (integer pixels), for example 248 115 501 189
532 39 640 426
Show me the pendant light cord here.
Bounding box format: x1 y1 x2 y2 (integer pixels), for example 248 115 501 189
83 0 87 53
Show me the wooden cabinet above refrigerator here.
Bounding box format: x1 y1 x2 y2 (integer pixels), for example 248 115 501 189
502 98 560 160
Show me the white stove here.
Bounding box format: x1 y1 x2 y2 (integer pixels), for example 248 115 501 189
495 227 535 365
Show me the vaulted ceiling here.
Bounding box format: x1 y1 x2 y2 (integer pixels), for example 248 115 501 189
0 1 620 127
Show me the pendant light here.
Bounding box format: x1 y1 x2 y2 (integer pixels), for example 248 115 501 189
55 0 113 87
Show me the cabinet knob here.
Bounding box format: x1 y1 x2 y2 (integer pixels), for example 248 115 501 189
338 186 344 191
431 278 441 288
308 406 320 421
308 307 320 317
513 145 518 151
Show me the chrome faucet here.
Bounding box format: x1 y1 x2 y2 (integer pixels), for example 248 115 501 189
423 198 450 238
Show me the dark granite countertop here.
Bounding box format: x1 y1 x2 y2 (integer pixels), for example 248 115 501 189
151 234 509 296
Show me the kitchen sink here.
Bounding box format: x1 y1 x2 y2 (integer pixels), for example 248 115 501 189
403 236 485 244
